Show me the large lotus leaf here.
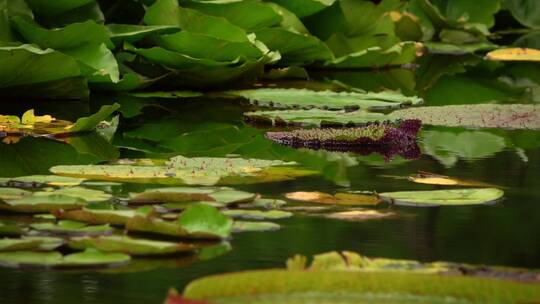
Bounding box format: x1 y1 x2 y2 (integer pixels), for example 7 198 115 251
0 44 81 89
53 208 136 225
0 248 130 269
270 0 336 18
505 0 540 29
325 42 420 69
24 0 95 17
486 48 540 62
253 28 334 65
1 194 87 213
378 188 504 206
218 88 423 110
391 104 540 130
285 191 379 206
245 109 390 127
232 221 280 233
181 270 540 303
144 0 248 42
129 187 256 206
50 156 314 186
182 0 282 30
106 24 179 44
30 220 112 236
11 17 113 49
222 209 292 220
68 236 195 256
0 237 63 252
0 175 85 187
34 187 111 202
61 43 119 83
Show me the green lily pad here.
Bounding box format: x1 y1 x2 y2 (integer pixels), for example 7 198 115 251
223 210 292 220
232 221 281 233
217 88 423 110
129 187 256 206
30 220 112 236
0 249 130 269
0 175 85 187
1 194 87 213
0 220 28 236
378 188 504 207
34 187 112 202
127 205 232 239
245 109 390 127
389 104 540 130
285 191 379 206
68 236 195 256
50 156 315 186
0 236 63 252
0 187 32 200
241 198 287 209
53 208 136 225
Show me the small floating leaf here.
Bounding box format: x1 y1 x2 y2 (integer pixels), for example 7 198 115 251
222 209 292 220
53 208 136 226
2 195 87 213
0 188 32 200
407 172 497 187
130 187 256 206
0 175 85 187
30 220 113 236
325 210 394 221
177 205 233 239
0 237 63 252
68 236 195 256
0 249 130 269
378 188 504 206
34 187 112 202
218 88 423 110
232 221 280 233
285 191 379 206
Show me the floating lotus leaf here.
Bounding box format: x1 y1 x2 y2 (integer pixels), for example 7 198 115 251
241 198 287 209
217 88 423 110
325 210 395 221
232 221 281 233
1 194 87 213
486 48 540 62
378 188 504 207
389 104 540 130
245 109 391 127
68 236 195 256
126 205 232 239
53 208 136 225
51 156 315 186
30 220 113 236
285 191 379 206
266 120 422 160
0 249 130 269
0 220 28 236
0 236 63 252
406 172 498 188
0 175 85 187
222 209 292 220
0 104 120 136
180 250 540 303
129 187 256 206
0 188 32 200
34 187 112 202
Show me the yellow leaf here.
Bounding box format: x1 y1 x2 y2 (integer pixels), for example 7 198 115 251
486 48 540 62
21 109 54 124
285 191 379 206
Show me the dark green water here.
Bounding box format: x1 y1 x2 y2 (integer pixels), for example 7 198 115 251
0 67 539 303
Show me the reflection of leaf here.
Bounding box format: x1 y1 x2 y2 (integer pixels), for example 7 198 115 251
421 130 506 167
379 188 504 206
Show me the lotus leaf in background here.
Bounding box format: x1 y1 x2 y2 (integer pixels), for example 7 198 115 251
245 109 391 127
232 221 281 233
29 220 113 236
285 191 379 206
129 187 257 207
222 209 292 220
378 188 504 206
218 88 423 110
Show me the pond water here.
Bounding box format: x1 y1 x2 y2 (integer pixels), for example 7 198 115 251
0 65 539 303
